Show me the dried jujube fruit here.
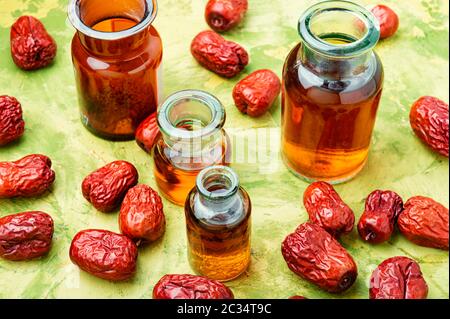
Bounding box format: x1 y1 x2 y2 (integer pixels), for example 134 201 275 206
409 96 449 157
10 16 57 70
0 154 55 198
303 182 355 238
233 69 281 117
0 95 25 146
0 211 54 261
370 4 399 39
69 229 138 281
135 113 159 153
153 274 234 299
119 184 165 243
397 196 449 250
357 190 404 244
370 256 428 299
281 222 358 293
191 30 249 78
205 0 248 32
82 160 139 213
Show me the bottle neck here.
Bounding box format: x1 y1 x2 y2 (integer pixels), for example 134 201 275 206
77 28 149 56
300 44 373 80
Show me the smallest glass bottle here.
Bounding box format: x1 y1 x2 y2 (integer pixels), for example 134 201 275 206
185 166 251 282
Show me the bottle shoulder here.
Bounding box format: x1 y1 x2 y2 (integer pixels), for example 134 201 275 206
186 187 251 231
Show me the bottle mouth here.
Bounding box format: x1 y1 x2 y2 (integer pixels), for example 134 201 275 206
157 90 226 144
196 166 239 201
68 0 157 40
298 0 380 57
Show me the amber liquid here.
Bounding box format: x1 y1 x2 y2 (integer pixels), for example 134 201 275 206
281 40 383 182
153 131 231 206
72 17 163 140
185 188 251 281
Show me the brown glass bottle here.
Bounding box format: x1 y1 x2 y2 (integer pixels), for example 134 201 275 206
153 90 231 206
281 1 384 183
69 0 162 140
185 166 251 281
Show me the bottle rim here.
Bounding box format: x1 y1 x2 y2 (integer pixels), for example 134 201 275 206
196 165 239 201
298 0 380 57
68 0 157 40
157 90 226 142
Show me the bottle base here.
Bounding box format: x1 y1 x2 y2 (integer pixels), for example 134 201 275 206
281 153 367 184
80 115 135 141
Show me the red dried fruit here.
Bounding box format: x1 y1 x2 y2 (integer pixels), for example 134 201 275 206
191 30 249 78
69 229 138 281
135 113 160 153
153 274 234 299
0 95 25 146
289 295 307 299
10 16 57 70
397 196 449 250
233 69 281 117
0 211 53 261
409 96 449 157
370 5 399 39
303 182 355 238
370 256 428 299
82 160 139 213
281 222 358 293
205 0 248 32
357 190 404 244
119 184 165 243
0 154 55 198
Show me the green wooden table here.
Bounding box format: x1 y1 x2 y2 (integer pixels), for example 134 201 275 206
0 0 448 299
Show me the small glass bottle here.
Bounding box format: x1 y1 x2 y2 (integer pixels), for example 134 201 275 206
281 1 383 183
68 0 162 140
185 166 251 281
153 90 231 206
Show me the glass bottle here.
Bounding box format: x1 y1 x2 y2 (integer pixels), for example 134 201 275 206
281 0 383 183
185 166 251 281
68 0 162 140
153 90 231 206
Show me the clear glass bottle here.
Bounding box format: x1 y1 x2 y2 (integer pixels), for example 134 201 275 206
68 0 162 140
153 90 231 206
281 0 383 183
185 166 251 282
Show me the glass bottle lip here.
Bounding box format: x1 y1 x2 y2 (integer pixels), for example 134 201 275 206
298 0 380 57
68 0 157 40
157 89 226 142
196 166 239 201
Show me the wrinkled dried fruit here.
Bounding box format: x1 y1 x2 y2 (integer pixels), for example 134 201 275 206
0 154 55 198
233 69 281 117
205 0 248 32
370 256 428 299
397 196 449 250
370 5 399 39
0 95 25 146
281 222 358 293
409 96 449 157
289 295 307 299
191 30 249 78
69 229 138 281
303 182 355 237
82 160 139 213
0 211 53 261
119 184 165 243
358 190 404 244
153 274 234 299
135 113 159 153
10 16 57 70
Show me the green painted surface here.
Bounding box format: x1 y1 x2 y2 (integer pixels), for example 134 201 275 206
0 0 448 299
